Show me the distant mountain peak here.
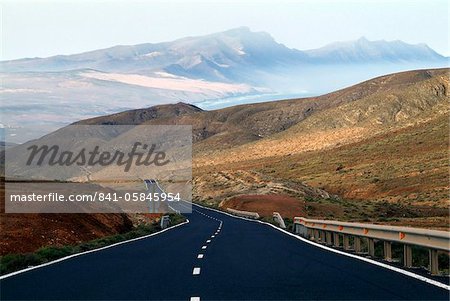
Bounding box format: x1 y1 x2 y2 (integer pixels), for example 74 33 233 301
218 26 276 43
223 26 252 34
305 37 445 63
1 28 446 77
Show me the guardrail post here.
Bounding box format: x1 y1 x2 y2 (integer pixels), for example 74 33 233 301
326 231 332 245
383 241 392 261
403 245 412 268
368 238 375 257
354 237 362 253
273 212 286 229
429 249 439 275
160 215 170 229
298 224 306 237
314 229 320 241
343 235 350 250
307 228 313 239
333 233 340 247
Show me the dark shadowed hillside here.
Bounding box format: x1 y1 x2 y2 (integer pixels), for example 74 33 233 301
77 102 203 125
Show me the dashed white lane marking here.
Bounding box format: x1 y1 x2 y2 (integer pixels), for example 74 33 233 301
197 254 204 259
193 267 201 275
206 240 211 243
190 297 200 301
211 235 215 238
201 246 207 249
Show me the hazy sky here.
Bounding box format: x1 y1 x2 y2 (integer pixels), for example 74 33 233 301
1 0 449 60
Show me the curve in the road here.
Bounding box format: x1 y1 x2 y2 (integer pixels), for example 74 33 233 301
1 199 449 300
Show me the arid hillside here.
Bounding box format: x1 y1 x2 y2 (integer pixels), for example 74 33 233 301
193 69 449 229
78 102 203 125
79 68 449 228
0 178 137 255
1 68 448 257
194 68 448 164
82 68 448 155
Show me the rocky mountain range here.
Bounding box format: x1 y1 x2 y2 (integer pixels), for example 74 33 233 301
2 27 446 81
1 27 447 140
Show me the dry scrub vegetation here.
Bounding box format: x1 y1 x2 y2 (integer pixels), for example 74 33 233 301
192 69 449 229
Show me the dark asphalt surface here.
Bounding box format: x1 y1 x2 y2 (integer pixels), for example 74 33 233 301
1 200 449 300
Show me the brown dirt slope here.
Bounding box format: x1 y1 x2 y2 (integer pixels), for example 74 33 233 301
0 178 134 255
222 195 306 219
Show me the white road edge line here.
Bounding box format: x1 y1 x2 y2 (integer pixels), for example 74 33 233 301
193 267 201 275
0 219 190 280
186 201 450 291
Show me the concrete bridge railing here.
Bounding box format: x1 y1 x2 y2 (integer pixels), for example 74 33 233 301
293 217 450 275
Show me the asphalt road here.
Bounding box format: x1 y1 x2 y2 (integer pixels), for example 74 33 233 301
1 199 449 300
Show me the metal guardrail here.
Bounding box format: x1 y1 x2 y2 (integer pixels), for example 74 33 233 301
293 217 450 275
294 217 450 251
226 208 260 219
